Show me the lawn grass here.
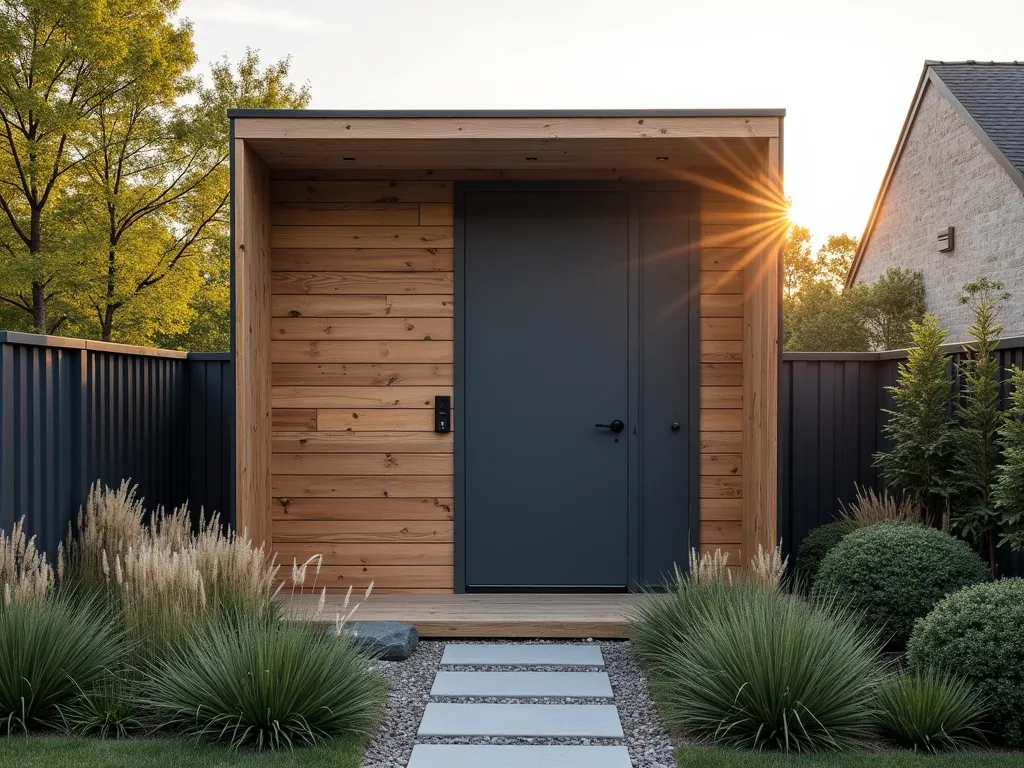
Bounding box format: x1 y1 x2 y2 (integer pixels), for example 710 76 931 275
677 745 1024 767
0 736 365 767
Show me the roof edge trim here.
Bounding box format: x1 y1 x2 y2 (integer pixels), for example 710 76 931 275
227 108 786 119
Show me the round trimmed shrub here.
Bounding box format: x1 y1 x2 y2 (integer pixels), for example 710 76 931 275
0 594 124 734
810 522 988 645
143 614 385 750
908 578 1024 744
654 585 884 753
796 520 855 590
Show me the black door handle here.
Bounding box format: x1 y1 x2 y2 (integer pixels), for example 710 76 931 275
595 419 625 434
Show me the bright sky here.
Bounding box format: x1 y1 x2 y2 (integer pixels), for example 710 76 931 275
180 0 1024 246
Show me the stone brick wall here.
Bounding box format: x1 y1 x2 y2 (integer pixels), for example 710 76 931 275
855 82 1024 343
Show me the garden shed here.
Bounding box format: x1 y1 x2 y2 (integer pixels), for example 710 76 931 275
230 109 785 596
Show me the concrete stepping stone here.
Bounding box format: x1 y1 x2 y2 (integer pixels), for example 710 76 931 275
407 744 631 767
417 702 623 738
430 670 613 698
440 643 604 667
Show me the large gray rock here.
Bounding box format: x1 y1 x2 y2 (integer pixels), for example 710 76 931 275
343 621 418 661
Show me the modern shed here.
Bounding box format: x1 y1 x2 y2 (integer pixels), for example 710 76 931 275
230 110 785 595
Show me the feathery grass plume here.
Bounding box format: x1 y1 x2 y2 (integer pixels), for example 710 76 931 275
0 517 53 605
875 669 988 753
744 541 788 590
70 480 147 589
688 547 732 586
142 612 386 750
840 484 921 528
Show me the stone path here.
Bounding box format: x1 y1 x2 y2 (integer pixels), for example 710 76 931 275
406 643 632 768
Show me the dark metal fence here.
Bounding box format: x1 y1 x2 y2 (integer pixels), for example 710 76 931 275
780 337 1024 573
0 332 232 556
5 329 1023 569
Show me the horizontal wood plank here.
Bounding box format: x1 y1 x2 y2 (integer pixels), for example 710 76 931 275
317 409 439 431
700 431 743 453
271 203 420 226
700 249 747 271
700 475 743 499
700 340 742 363
701 408 743 431
700 271 744 295
419 203 454 225
273 474 455 498
272 271 454 295
272 542 453 566
272 409 317 430
700 317 743 341
700 363 743 387
699 498 743 521
272 363 452 387
700 386 742 409
273 519 454 543
298 565 452 590
272 341 453 364
273 386 449 409
272 497 453 521
272 317 453 341
272 248 452 272
272 180 454 203
700 520 743 544
700 454 742 476
272 226 452 250
699 294 743 318
273 431 453 454
272 453 453 476
271 294 454 318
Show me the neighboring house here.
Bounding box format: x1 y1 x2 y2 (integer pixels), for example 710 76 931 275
230 110 784 594
848 61 1024 342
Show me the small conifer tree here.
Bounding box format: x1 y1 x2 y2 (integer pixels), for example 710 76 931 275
874 315 956 524
950 278 1009 573
995 366 1024 550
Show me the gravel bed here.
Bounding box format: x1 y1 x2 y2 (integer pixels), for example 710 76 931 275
361 640 444 768
360 638 675 768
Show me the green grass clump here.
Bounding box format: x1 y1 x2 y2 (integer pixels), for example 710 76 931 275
908 578 1024 745
811 522 989 646
142 614 385 750
649 584 884 753
874 669 988 753
0 594 124 734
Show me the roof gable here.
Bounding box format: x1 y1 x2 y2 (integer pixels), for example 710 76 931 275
847 62 1024 285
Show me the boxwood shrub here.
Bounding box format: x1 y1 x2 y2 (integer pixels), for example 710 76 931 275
908 578 1024 744
810 522 988 646
796 519 855 590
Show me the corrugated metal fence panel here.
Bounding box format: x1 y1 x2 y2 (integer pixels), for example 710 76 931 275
0 334 232 556
85 350 188 515
783 339 1024 575
187 355 233 524
0 341 84 555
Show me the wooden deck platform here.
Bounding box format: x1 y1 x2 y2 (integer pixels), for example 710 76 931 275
287 593 644 638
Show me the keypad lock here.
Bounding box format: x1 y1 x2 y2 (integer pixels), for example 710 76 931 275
434 395 451 433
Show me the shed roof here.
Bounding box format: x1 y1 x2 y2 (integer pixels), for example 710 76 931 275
847 61 1024 285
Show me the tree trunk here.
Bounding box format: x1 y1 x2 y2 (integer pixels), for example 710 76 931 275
30 205 44 332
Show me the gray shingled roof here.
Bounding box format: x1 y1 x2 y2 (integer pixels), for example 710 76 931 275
929 61 1024 175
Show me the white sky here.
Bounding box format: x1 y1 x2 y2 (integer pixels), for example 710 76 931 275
180 0 1024 246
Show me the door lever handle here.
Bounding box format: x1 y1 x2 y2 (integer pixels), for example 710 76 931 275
595 419 625 434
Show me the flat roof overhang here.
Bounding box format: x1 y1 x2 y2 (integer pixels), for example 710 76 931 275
230 109 784 171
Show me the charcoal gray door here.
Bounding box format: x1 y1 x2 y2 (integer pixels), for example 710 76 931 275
462 190 630 589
